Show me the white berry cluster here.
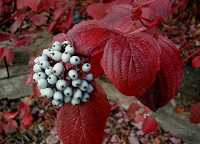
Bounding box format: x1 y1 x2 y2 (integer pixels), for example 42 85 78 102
33 41 94 107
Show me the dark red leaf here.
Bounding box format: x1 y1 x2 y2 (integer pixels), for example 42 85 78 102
3 120 18 134
190 102 200 124
192 55 200 68
138 35 184 110
142 116 158 133
101 32 160 96
21 113 33 128
3 111 18 121
57 83 110 144
31 14 48 26
0 34 10 42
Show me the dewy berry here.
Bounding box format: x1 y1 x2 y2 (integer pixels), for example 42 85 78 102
53 63 64 76
50 51 62 61
82 63 91 72
52 41 62 51
47 74 57 85
68 69 78 80
70 56 81 65
62 52 71 63
56 80 67 91
32 40 95 107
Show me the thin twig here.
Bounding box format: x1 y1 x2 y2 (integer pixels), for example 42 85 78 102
4 57 10 79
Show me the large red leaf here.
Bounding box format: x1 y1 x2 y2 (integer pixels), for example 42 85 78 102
101 32 160 96
57 83 110 144
138 35 183 110
67 20 112 56
67 21 112 77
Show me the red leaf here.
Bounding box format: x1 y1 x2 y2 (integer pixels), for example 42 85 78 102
57 83 110 144
13 37 32 48
132 0 172 18
190 102 200 124
21 113 33 128
192 55 200 68
17 0 41 11
87 3 107 19
0 48 14 65
138 35 183 110
3 120 18 134
53 33 68 43
3 111 18 121
101 32 160 96
18 102 30 117
31 14 48 26
67 20 112 56
67 21 112 77
0 34 10 42
98 4 134 33
142 116 158 133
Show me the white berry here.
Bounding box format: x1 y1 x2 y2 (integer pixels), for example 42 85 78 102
68 69 78 80
79 80 89 91
82 93 90 102
72 79 82 87
56 80 67 91
53 63 64 76
87 84 94 93
38 72 46 79
64 96 72 103
64 87 73 97
53 91 63 101
52 99 60 106
37 79 48 89
52 41 61 51
64 45 74 55
43 49 51 57
33 73 39 82
45 67 53 75
73 89 82 99
70 56 81 65
33 64 42 73
40 60 49 69
40 88 54 98
50 51 62 61
82 63 91 72
71 98 80 105
85 73 94 81
62 52 71 63
39 55 48 61
47 74 57 85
